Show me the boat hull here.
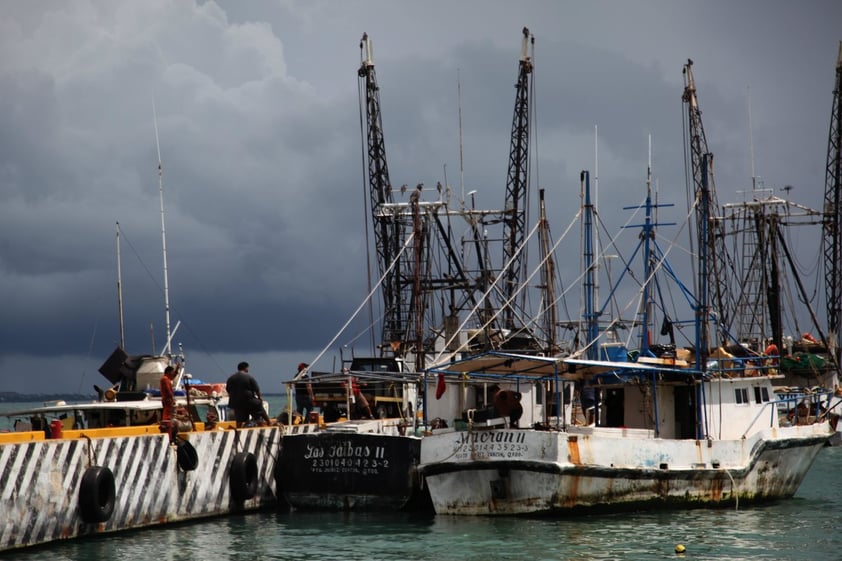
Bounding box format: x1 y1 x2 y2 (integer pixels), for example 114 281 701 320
0 426 280 551
277 428 429 511
419 426 829 515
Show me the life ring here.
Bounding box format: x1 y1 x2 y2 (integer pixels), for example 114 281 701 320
176 439 199 471
79 466 116 523
229 452 258 501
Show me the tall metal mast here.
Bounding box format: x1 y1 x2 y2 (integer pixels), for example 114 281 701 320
581 171 599 360
152 102 173 359
358 33 409 353
682 60 732 355
501 27 534 330
537 189 558 355
639 145 655 355
823 42 842 369
116 222 125 350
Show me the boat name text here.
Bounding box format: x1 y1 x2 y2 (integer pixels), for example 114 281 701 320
305 441 390 475
454 430 529 460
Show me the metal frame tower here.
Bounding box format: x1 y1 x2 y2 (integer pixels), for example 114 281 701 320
682 59 734 355
823 42 842 369
358 33 410 353
501 27 534 331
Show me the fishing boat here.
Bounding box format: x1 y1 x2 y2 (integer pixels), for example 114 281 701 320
275 29 542 512
418 349 830 515
417 60 835 514
275 358 426 511
419 184 832 514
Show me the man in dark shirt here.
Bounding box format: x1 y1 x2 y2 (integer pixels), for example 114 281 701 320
294 362 316 421
226 361 270 427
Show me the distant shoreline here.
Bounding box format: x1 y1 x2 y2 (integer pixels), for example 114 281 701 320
0 393 94 403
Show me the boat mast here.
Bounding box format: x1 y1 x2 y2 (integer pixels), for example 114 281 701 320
501 27 533 331
823 42 842 373
683 59 731 362
359 33 408 356
581 170 599 360
537 188 558 355
412 189 426 369
153 102 173 360
116 221 125 350
639 140 654 354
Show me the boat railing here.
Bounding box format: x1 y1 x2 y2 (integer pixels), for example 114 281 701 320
742 391 834 438
706 353 777 378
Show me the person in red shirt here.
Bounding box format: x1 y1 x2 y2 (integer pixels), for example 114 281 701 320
351 377 373 419
160 366 177 429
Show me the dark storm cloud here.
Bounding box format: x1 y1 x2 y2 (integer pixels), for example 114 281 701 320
0 0 839 393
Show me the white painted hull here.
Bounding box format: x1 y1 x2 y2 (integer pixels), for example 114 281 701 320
0 426 280 551
420 425 830 515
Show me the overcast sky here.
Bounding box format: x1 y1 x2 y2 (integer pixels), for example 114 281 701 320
1 0 839 395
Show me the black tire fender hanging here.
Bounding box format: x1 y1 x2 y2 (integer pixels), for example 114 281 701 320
79 465 116 523
176 439 199 471
229 452 258 502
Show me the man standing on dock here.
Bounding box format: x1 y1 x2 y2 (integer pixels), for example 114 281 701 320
159 365 177 436
226 362 271 427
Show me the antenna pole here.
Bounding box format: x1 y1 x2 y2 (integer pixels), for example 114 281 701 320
594 125 599 314
747 85 757 190
458 68 465 207
153 100 173 359
116 222 125 350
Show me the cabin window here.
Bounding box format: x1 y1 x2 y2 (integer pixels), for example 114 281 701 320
753 386 770 404
735 388 749 405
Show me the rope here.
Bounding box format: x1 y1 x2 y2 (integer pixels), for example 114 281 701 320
303 232 415 375
82 433 96 467
723 467 739 511
233 427 243 454
425 417 474 464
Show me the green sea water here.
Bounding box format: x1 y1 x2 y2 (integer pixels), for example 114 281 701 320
2 400 841 560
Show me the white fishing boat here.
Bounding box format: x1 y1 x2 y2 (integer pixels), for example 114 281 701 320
418 348 831 515
417 60 836 514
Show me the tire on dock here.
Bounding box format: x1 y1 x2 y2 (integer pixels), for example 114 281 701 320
176 439 199 471
79 466 116 524
229 452 258 501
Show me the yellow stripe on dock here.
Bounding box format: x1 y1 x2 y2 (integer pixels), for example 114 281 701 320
0 431 46 444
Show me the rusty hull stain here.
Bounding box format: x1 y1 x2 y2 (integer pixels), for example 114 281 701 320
567 436 581 465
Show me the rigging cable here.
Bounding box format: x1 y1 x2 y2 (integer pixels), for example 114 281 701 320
310 232 416 370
